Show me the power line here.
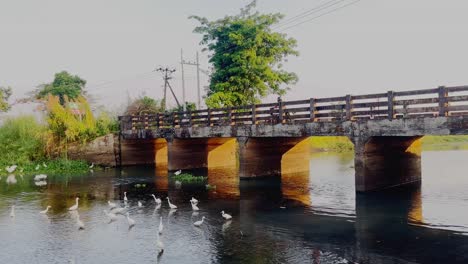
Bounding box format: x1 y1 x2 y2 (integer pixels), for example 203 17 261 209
155 67 180 110
273 0 347 30
279 0 362 32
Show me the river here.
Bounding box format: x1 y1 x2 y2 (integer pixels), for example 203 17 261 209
0 150 467 263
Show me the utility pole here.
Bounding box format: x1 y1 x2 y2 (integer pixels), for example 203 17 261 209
180 50 202 109
155 67 180 110
180 49 186 111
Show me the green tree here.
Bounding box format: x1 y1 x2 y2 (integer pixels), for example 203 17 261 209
171 102 197 112
38 71 86 105
125 96 164 115
190 0 298 108
0 86 12 112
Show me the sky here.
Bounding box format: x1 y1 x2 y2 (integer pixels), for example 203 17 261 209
1 0 468 115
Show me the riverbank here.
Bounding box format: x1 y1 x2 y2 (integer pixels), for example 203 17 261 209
0 159 92 177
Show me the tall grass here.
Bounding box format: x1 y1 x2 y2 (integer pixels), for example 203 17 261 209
0 116 45 166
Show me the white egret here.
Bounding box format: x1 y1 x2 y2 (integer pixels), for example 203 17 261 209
166 197 177 209
138 201 144 208
190 201 199 211
89 163 94 169
6 165 17 173
151 194 162 204
158 216 163 234
193 216 205 227
35 165 40 171
123 192 128 202
174 170 182 175
34 174 47 181
68 197 79 211
190 197 198 205
126 212 135 228
103 210 118 223
156 235 164 255
221 211 232 220
10 205 15 217
42 162 47 168
107 201 117 209
40 205 51 214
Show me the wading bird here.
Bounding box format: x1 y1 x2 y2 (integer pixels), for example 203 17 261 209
174 170 182 176
69 197 79 211
123 192 128 202
126 212 135 229
108 201 117 209
34 174 47 181
221 211 232 220
40 205 51 214
138 201 144 208
6 165 17 173
190 197 198 205
193 216 205 227
191 201 199 211
151 194 162 204
166 197 177 209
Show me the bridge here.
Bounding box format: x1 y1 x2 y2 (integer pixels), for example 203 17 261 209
118 85 468 192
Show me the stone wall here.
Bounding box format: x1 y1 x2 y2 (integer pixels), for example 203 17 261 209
67 134 117 167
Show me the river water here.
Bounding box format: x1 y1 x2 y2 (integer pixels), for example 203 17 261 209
0 150 467 264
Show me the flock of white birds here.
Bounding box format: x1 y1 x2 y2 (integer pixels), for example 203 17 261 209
4 165 234 256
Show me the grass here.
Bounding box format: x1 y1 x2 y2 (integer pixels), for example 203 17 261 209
171 173 207 183
0 159 92 176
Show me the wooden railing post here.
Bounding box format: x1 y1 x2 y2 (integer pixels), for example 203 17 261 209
387 91 394 120
156 113 160 129
228 107 232 125
309 98 316 122
278 97 284 124
438 86 448 116
345 94 352 120
252 104 257 124
188 111 192 127
207 109 211 126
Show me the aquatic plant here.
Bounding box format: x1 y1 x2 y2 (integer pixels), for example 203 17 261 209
171 173 207 183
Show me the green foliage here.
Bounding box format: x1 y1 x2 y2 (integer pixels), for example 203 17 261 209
0 159 91 177
171 173 207 183
126 96 164 115
38 71 86 105
0 86 12 112
96 111 119 135
190 0 298 108
0 116 45 166
309 137 354 152
170 102 197 112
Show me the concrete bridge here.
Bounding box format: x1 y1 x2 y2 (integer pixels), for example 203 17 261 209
118 85 468 192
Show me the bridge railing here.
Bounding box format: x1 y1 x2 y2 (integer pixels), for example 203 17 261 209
119 85 468 130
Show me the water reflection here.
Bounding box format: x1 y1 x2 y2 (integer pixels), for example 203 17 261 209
1 151 468 263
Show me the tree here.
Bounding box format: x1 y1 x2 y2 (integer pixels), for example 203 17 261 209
125 96 164 115
38 71 86 105
0 86 12 112
190 0 298 108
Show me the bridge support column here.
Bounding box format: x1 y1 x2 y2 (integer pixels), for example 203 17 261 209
167 138 209 171
120 139 168 166
352 136 422 192
238 137 309 178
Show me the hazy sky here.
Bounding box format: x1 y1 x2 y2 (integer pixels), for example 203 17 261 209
1 0 468 113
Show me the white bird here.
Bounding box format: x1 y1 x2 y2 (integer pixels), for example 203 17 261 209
34 181 47 187
166 197 177 209
190 201 199 211
123 192 128 202
221 211 232 220
108 201 117 209
174 170 182 175
151 194 162 204
76 215 85 230
10 205 15 217
40 205 51 214
110 206 127 215
103 210 118 223
156 236 164 255
190 197 198 205
68 197 79 211
6 165 17 173
42 162 47 168
89 163 94 169
34 174 47 181
138 201 144 208
193 216 205 227
35 165 40 171
126 212 135 228
158 216 163 234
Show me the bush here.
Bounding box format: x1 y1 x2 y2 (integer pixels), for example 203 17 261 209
0 116 45 166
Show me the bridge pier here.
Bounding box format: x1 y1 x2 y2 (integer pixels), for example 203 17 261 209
167 138 209 171
120 138 168 166
352 136 422 192
238 137 309 178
